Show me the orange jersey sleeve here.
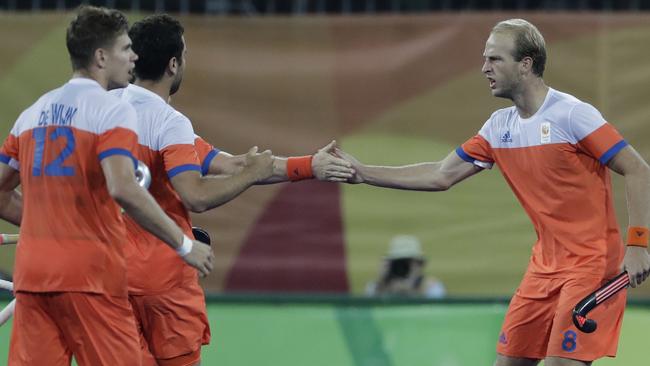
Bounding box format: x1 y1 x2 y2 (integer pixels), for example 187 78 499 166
0 133 20 170
570 102 626 164
97 126 139 167
577 123 627 165
161 144 201 178
194 136 220 175
457 134 494 169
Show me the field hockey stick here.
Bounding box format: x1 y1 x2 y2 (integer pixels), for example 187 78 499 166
0 279 15 327
0 299 15 326
0 234 18 245
572 271 629 333
191 227 211 245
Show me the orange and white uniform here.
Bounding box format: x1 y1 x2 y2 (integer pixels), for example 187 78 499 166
112 84 216 366
458 88 627 361
1 78 142 366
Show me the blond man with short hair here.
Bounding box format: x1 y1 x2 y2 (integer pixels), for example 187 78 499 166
336 19 650 366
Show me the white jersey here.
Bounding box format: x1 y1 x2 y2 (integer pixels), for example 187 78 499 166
458 88 626 278
0 78 139 295
111 84 204 294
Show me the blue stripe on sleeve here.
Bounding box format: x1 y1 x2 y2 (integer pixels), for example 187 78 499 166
0 154 10 164
98 148 134 162
168 164 201 179
599 140 628 165
201 149 219 176
455 147 475 163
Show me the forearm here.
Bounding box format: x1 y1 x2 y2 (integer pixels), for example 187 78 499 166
187 172 258 212
261 157 290 184
624 166 650 228
621 162 650 287
360 162 450 191
610 147 650 229
259 155 321 184
0 190 21 226
208 155 289 184
117 184 183 250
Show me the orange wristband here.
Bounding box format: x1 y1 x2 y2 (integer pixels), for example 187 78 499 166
287 156 313 181
627 226 649 248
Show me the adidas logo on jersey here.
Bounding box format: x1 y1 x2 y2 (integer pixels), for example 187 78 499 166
500 131 513 143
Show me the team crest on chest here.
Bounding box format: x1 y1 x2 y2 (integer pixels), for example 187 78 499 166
540 122 551 144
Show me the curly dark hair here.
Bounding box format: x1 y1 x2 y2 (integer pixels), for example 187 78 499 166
66 6 129 71
129 14 185 81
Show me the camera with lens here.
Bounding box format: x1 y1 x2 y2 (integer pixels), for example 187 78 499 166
388 258 414 279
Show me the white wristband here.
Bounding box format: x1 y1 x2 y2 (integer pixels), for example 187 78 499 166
176 235 193 257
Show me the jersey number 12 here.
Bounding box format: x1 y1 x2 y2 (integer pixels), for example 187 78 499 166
32 127 75 176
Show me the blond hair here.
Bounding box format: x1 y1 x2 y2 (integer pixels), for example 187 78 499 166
492 19 546 77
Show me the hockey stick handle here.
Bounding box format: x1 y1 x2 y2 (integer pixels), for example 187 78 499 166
0 299 15 326
0 280 15 327
0 279 13 292
0 234 18 245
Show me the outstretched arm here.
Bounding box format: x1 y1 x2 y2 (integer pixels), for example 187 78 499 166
204 140 353 184
607 145 650 288
170 147 273 212
335 148 484 191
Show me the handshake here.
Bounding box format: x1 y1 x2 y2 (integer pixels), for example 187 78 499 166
240 140 362 184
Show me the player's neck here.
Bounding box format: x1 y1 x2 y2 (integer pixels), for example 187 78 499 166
134 79 172 103
513 79 548 119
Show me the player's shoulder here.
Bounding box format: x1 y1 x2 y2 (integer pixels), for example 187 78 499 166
485 106 517 128
13 86 65 128
87 91 137 133
544 89 602 123
489 106 517 120
107 87 126 99
124 84 190 125
25 85 65 111
546 89 583 110
111 84 165 116
84 85 134 114
158 108 193 142
145 102 194 149
168 107 191 125
146 97 191 132
102 93 137 120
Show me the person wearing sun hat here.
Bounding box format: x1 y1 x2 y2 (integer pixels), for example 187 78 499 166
365 235 446 298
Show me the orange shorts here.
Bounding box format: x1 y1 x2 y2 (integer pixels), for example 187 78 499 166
497 274 626 361
130 281 210 366
9 291 141 366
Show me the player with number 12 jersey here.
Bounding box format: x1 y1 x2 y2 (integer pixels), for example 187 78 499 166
2 77 138 296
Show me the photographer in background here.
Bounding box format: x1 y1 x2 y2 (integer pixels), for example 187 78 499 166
365 235 446 299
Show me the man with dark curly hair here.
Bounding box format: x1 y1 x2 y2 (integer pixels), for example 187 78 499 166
115 14 353 366
0 7 214 365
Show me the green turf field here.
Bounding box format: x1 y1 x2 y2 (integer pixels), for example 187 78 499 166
0 301 648 365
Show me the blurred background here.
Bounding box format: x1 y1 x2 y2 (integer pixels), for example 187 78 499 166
1 0 650 365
